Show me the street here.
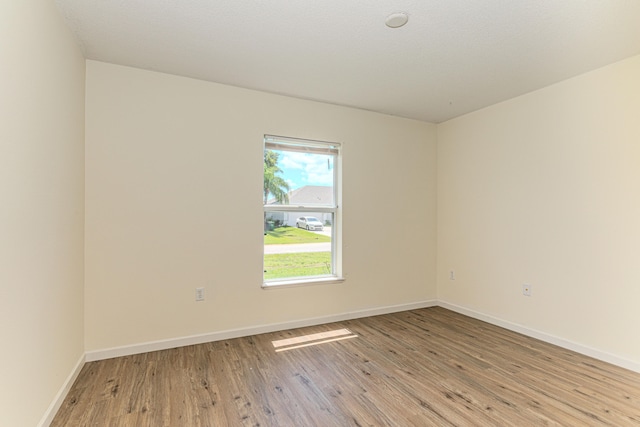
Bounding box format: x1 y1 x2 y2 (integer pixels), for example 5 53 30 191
264 242 331 254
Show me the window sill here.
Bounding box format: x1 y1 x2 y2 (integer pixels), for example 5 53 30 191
262 276 345 290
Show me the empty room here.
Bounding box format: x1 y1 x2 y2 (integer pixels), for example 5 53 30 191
2 1 640 426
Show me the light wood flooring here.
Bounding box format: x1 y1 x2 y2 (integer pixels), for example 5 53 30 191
52 307 640 426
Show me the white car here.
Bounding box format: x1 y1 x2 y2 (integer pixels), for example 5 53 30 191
296 216 324 231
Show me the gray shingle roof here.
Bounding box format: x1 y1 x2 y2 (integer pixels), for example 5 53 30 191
267 185 332 205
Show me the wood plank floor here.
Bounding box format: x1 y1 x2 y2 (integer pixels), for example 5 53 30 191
52 307 640 426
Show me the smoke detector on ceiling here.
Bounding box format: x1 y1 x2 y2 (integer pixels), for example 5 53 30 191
385 12 409 28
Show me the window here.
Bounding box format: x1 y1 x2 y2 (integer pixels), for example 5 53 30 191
263 135 342 287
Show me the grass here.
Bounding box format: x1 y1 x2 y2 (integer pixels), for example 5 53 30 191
264 252 331 280
264 226 331 245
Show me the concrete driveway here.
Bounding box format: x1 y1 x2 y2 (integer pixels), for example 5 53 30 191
313 227 332 237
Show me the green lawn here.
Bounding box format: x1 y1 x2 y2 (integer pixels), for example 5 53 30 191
264 226 330 245
264 252 331 280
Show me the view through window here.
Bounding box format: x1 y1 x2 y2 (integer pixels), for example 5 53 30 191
263 135 341 285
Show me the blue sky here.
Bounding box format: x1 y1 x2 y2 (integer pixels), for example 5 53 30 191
275 150 334 190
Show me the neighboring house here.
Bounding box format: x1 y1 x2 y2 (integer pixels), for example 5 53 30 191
266 185 333 228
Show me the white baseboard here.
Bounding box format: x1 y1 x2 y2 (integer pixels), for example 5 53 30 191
85 300 438 362
85 299 640 373
38 353 85 427
438 301 640 374
46 298 639 426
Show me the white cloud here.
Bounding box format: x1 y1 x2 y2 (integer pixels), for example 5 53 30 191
277 151 333 188
305 155 334 185
279 152 305 170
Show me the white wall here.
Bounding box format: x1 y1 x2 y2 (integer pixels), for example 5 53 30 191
437 54 640 368
3 5 637 421
84 61 437 352
0 1 85 426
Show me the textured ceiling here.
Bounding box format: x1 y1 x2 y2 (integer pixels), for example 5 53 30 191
55 0 640 123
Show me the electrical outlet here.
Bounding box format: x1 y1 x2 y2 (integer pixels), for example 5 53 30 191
195 287 205 301
449 270 455 281
522 284 532 296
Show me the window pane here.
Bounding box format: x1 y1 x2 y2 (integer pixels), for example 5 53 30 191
264 149 335 207
264 212 333 281
263 135 340 285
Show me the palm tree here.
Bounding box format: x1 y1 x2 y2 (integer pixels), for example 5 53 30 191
264 150 290 205
264 150 290 232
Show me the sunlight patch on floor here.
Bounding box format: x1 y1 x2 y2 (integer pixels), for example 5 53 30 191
272 328 358 352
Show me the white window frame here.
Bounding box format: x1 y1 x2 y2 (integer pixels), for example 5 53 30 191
263 135 343 288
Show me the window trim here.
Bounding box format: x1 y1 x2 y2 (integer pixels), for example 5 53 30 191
262 276 345 290
263 135 342 288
